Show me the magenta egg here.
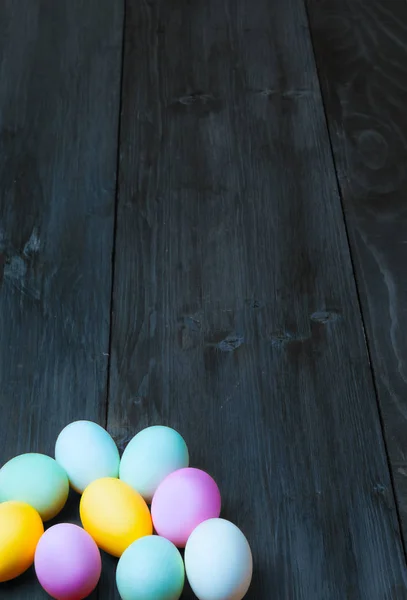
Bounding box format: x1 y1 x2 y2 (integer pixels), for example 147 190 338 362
34 523 101 600
151 467 221 547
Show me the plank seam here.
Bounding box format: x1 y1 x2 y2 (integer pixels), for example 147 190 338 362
104 0 127 432
98 2 127 598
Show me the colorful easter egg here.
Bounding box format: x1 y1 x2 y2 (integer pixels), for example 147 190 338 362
0 501 44 582
55 421 120 493
120 426 189 502
35 523 102 600
116 535 184 600
0 453 69 521
185 518 253 600
151 468 221 547
80 477 152 557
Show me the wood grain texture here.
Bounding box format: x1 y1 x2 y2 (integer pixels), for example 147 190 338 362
305 0 407 544
107 0 407 597
0 1 123 597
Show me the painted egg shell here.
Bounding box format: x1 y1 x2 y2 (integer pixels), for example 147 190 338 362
151 468 221 547
80 477 152 557
116 535 184 600
0 501 44 582
185 518 253 600
55 421 120 493
0 453 69 521
119 426 189 502
35 523 102 600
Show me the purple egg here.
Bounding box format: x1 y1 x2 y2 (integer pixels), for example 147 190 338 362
35 523 101 600
151 467 221 547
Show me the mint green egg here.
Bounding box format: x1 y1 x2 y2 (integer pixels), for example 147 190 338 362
119 426 189 503
116 535 184 600
0 453 69 521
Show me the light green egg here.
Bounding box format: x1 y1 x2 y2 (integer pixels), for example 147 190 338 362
119 426 189 503
116 535 184 600
0 453 69 521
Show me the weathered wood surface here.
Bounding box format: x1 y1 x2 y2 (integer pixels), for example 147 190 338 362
105 0 407 597
0 1 123 597
306 0 407 544
2 0 407 597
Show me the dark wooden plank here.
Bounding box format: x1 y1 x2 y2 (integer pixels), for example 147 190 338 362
0 1 123 597
107 0 407 598
305 0 407 545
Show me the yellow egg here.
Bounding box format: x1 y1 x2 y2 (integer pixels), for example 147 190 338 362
0 501 44 582
80 477 152 557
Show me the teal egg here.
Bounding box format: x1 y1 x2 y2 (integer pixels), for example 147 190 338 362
119 426 189 503
0 453 69 521
116 535 184 600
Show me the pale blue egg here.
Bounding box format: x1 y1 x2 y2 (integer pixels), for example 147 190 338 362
55 421 120 494
116 535 184 600
185 518 253 600
119 426 189 502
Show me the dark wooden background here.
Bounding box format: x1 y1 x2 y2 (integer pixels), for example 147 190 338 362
1 0 407 598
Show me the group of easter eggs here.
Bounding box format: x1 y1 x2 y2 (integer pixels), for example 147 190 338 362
0 421 253 600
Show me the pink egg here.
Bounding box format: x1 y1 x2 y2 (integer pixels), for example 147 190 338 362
35 523 101 600
151 468 221 547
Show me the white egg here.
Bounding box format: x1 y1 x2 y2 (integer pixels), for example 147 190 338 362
55 421 120 493
119 426 189 502
185 518 252 600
